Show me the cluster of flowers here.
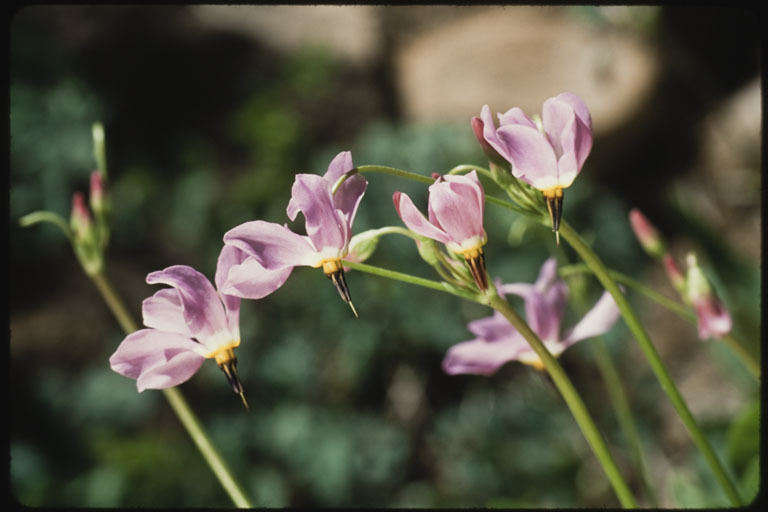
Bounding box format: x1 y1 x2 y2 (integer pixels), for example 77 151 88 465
108 92 722 399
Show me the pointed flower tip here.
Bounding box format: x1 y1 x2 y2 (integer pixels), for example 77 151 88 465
239 392 250 410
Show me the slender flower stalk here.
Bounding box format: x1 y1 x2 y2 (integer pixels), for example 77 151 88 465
556 221 743 506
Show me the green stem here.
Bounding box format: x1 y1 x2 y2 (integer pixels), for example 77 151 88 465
566 274 657 505
90 271 253 508
592 337 658 506
343 261 637 507
557 222 743 506
560 264 760 379
342 260 482 303
488 293 637 508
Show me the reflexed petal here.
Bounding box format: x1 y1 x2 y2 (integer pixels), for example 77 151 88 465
287 173 348 252
467 312 515 343
109 329 206 391
323 150 354 185
393 191 451 244
146 266 230 346
544 94 592 177
442 334 529 376
215 245 246 337
136 351 208 392
479 105 511 162
428 173 485 246
542 97 573 156
221 257 293 299
497 106 536 129
142 289 193 338
527 281 567 343
553 92 592 131
224 220 322 269
496 124 558 187
561 290 620 347
533 258 559 293
322 151 367 225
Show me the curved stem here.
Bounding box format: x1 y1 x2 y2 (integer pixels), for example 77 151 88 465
559 264 759 379
90 271 253 508
566 275 657 505
489 293 637 508
557 222 743 506
343 260 637 507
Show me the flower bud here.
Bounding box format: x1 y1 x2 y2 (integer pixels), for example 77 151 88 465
346 229 382 265
685 253 732 340
415 238 441 268
629 208 665 258
70 191 103 275
663 253 686 296
70 192 93 239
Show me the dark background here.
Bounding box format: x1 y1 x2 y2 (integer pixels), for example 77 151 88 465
9 5 761 507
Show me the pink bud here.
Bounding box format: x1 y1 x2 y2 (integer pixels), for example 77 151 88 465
629 208 665 258
71 192 91 226
663 253 686 295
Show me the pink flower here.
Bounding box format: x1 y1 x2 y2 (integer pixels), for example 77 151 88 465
393 170 488 290
476 93 593 240
109 246 286 401
223 151 366 316
442 258 620 375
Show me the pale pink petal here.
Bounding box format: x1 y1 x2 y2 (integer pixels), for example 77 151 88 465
544 94 592 174
215 245 246 337
427 172 485 246
478 104 511 162
392 191 451 244
221 257 293 299
553 92 592 131
322 151 368 226
223 220 321 269
287 173 348 252
142 289 193 338
542 96 575 159
561 290 620 347
467 312 515 343
533 258 559 293
146 266 230 347
442 334 529 376
497 106 536 129
496 124 558 186
109 329 206 391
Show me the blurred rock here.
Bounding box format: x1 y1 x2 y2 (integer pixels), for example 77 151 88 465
392 6 658 135
687 78 761 261
190 5 382 66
